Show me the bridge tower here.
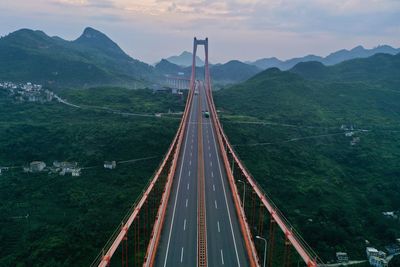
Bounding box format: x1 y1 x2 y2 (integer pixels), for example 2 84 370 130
190 37 209 89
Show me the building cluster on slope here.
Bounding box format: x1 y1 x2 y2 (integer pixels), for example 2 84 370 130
24 161 81 176
0 81 54 103
366 247 388 267
18 160 119 176
365 239 400 267
340 124 366 146
334 239 400 266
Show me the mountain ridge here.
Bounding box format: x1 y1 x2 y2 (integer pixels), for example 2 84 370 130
155 58 261 84
214 53 400 261
290 52 400 90
0 27 155 87
165 51 205 67
248 45 400 70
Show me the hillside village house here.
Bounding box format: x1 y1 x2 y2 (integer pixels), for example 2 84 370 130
30 161 46 172
366 247 388 267
104 161 117 169
336 252 349 263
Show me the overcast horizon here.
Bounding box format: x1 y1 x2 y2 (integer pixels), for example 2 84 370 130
1 0 399 64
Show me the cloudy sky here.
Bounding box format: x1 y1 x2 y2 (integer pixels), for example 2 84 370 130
0 0 399 64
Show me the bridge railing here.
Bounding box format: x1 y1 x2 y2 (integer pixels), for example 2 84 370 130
204 83 260 266
91 86 194 267
205 80 323 267
143 80 195 266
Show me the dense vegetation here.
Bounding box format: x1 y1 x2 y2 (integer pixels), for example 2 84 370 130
0 27 155 87
0 87 184 266
291 53 400 90
389 255 400 266
214 54 400 263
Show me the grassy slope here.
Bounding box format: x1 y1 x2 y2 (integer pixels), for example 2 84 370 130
0 87 184 266
214 67 400 262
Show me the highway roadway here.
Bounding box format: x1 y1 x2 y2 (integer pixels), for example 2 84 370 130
155 80 249 266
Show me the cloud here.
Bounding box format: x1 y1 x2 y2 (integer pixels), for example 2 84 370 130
1 0 399 63
54 0 116 8
90 13 124 22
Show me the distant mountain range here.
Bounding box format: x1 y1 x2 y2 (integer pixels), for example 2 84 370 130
1 27 399 87
0 27 155 87
160 45 400 83
165 51 205 67
290 53 400 90
155 59 261 84
248 45 400 70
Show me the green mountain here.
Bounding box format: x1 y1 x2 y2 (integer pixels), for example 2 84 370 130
0 27 155 87
249 45 400 70
290 53 400 90
210 60 261 84
0 86 184 266
165 51 205 67
155 59 186 75
214 54 400 261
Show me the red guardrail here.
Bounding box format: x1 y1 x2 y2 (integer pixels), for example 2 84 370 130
94 85 194 267
204 78 259 267
143 83 195 266
205 79 322 267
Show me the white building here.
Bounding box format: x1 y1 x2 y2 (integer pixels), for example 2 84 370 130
367 247 388 267
382 211 396 219
71 168 81 177
30 161 46 172
345 131 354 137
336 252 349 263
369 256 388 267
104 161 117 169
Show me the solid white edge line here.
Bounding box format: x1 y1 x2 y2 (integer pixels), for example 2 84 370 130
163 90 195 267
208 92 241 267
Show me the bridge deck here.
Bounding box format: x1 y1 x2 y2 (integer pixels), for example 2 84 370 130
155 81 249 266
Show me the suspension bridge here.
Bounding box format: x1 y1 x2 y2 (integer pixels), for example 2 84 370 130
91 38 323 267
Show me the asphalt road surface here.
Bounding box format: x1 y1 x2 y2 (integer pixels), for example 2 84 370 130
155 80 249 266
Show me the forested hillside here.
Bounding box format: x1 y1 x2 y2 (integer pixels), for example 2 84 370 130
214 54 400 262
0 28 155 87
0 87 184 266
